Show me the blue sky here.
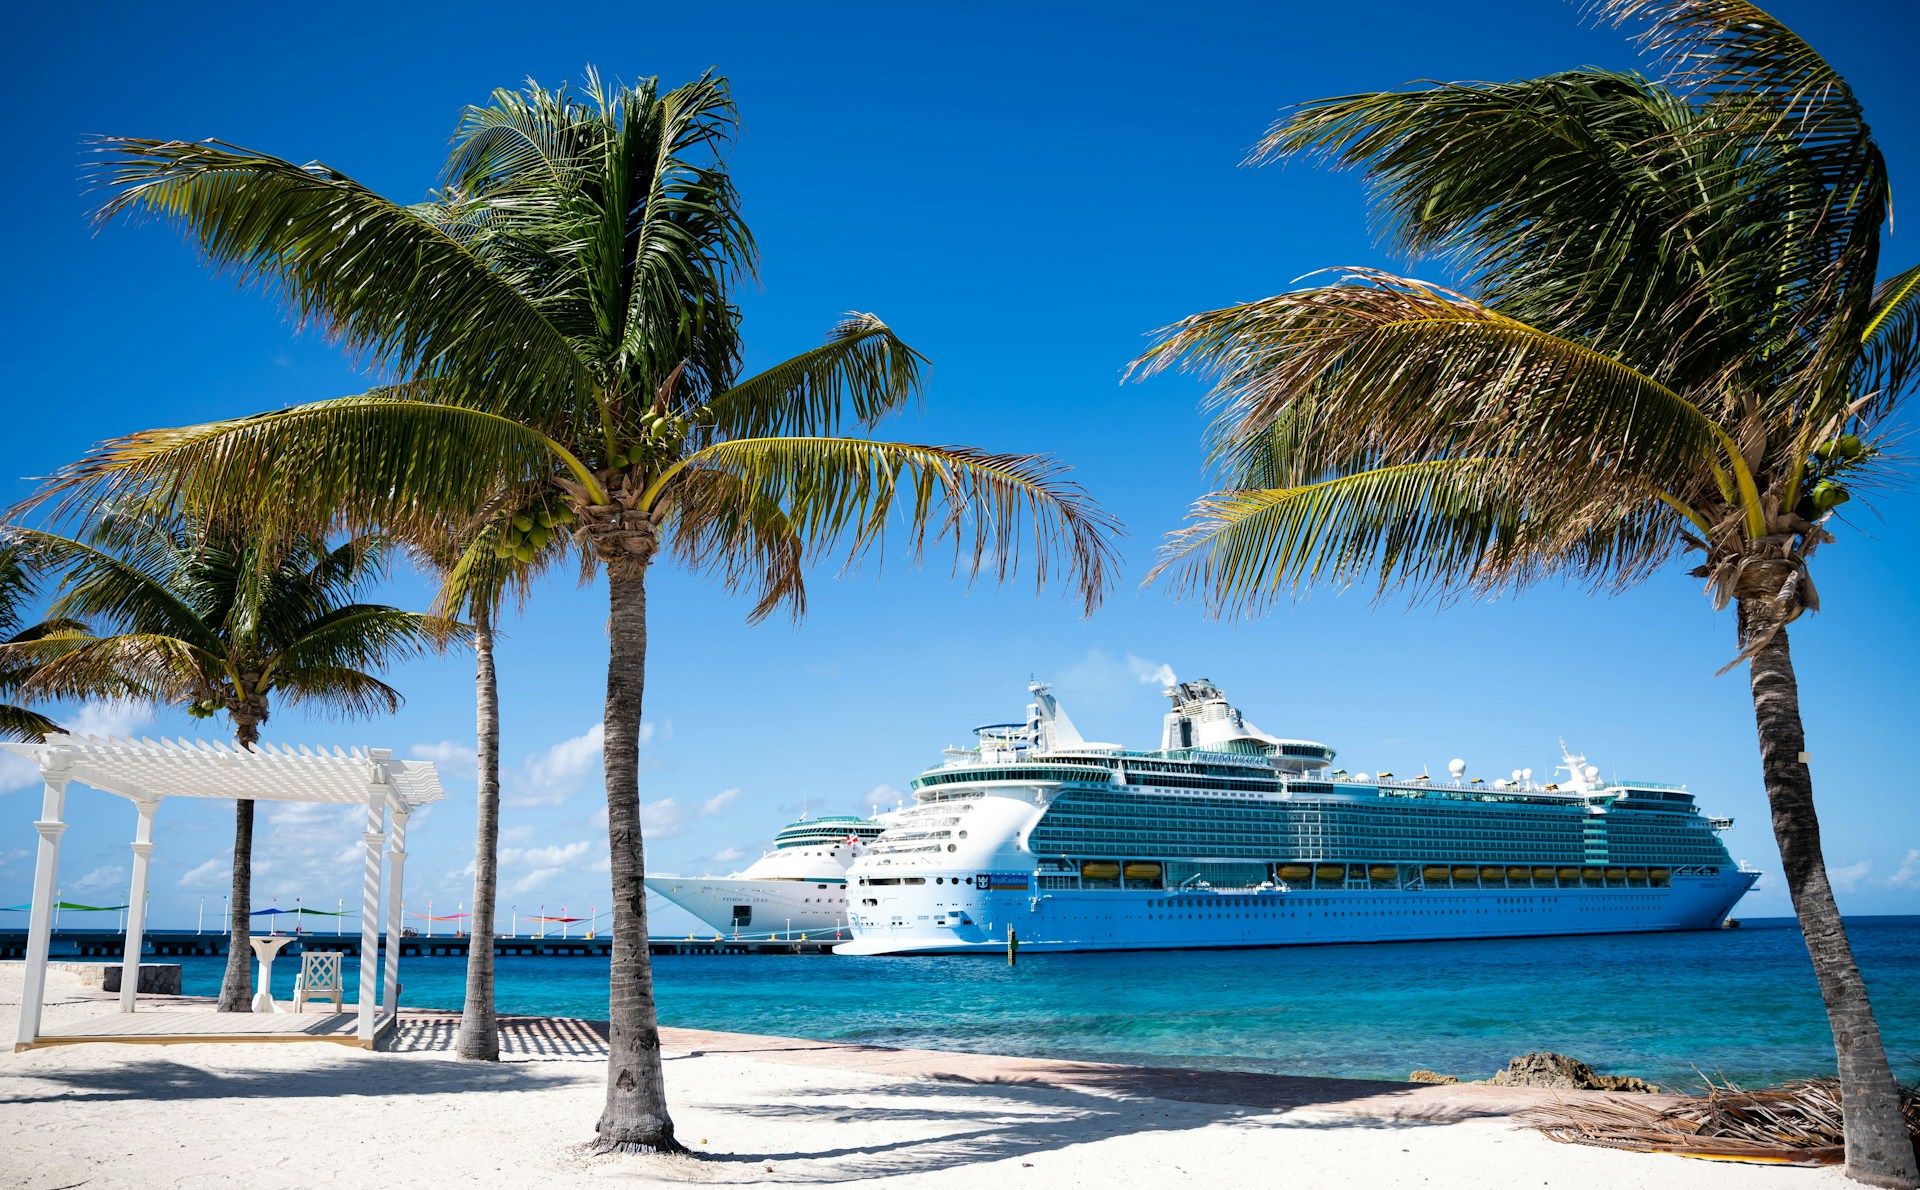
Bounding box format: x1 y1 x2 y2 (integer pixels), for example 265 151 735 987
4 0 1918 934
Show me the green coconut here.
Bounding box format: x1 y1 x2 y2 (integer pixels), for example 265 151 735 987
512 512 535 533
1837 434 1865 461
514 543 537 564
1810 481 1851 512
536 509 555 529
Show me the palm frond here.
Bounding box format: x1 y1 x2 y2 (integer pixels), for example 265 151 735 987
10 527 224 651
1856 262 1920 414
0 703 64 743
13 632 218 705
1151 458 1672 615
268 665 406 719
424 493 576 621
661 466 808 624
1134 270 1747 518
89 138 590 418
704 314 928 440
657 438 1121 616
22 396 601 542
268 606 464 689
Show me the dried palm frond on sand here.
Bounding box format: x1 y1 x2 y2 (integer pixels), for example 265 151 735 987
1516 1075 1920 1167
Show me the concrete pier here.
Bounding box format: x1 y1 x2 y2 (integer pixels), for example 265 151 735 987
0 928 837 960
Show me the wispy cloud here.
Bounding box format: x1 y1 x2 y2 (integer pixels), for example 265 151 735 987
177 858 227 889
71 864 128 893
410 740 478 781
1 700 161 794
506 724 605 807
711 846 745 864
1830 859 1873 894
1888 849 1920 889
701 788 740 817
69 700 159 739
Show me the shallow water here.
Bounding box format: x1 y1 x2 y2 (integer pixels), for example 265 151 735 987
168 915 1919 1085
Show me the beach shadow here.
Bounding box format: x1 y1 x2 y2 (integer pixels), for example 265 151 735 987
0 1053 581 1106
667 1067 1462 1184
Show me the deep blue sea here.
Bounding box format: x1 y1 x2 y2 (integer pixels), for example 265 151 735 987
169 916 1919 1086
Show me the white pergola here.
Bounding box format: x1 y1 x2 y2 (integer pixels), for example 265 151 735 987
3 734 444 1051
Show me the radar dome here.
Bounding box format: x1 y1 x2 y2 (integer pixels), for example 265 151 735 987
1448 758 1467 778
1584 765 1601 782
1353 772 1370 782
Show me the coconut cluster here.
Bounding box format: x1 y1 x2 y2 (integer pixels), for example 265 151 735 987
493 504 576 563
606 408 704 469
1797 433 1867 520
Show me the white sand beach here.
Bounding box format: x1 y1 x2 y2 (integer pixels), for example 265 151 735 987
0 967 1845 1189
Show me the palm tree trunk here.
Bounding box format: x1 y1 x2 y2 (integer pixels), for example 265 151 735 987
217 717 262 1013
594 554 681 1153
1741 600 1919 1189
456 606 502 1061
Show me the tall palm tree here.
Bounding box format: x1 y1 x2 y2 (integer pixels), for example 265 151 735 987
36 70 1117 1150
410 496 566 1063
0 543 77 742
1132 4 1918 1185
9 517 456 1012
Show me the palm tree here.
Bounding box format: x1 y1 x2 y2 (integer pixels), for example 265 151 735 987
36 69 1117 1150
0 543 77 742
9 517 456 1012
410 497 564 1063
1131 4 1918 1185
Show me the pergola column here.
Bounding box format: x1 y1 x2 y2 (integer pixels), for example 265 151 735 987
355 789 387 1045
14 772 69 1051
117 800 159 1012
382 802 409 1025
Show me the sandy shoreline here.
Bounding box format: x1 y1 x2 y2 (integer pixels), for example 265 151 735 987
0 968 1842 1188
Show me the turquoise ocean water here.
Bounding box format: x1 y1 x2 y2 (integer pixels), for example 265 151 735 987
170 915 1918 1086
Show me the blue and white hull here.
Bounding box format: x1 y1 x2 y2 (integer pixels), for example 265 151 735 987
835 870 1757 956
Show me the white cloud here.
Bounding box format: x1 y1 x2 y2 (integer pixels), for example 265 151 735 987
501 841 594 868
1888 849 1920 889
1125 654 1177 688
0 752 37 795
506 724 605 807
701 788 740 817
711 846 745 864
1830 859 1872 894
178 859 227 889
500 824 537 844
865 784 904 813
509 869 560 894
71 864 128 892
68 700 158 738
410 740 477 781
641 798 690 839
2 700 162 794
638 722 655 746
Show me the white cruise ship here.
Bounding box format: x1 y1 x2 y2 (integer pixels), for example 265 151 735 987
838 680 1759 956
647 813 886 937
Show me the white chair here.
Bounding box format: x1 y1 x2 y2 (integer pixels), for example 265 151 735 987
291 951 344 1014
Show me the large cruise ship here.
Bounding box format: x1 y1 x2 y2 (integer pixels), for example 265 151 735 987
647 813 886 938
838 680 1758 956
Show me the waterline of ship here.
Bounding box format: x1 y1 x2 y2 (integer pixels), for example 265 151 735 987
840 679 1757 956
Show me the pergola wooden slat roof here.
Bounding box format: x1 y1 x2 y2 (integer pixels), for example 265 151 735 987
1 734 445 808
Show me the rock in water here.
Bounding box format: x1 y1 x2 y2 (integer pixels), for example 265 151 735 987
1485 1052 1657 1093
1409 1069 1459 1085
